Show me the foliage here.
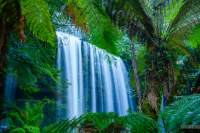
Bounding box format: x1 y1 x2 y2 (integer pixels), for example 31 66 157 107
1 0 200 133
44 112 157 133
62 0 198 112
116 35 132 60
161 94 200 132
118 112 157 133
45 0 66 15
0 0 56 45
135 42 146 75
0 0 57 102
7 100 52 133
20 0 56 46
95 0 200 111
173 47 200 95
66 0 123 55
68 0 200 79
43 119 73 133
187 25 200 48
6 32 58 93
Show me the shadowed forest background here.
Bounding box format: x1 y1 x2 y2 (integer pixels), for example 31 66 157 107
0 0 200 133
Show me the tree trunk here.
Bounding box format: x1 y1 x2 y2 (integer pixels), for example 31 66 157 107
0 19 7 116
130 40 142 112
145 43 174 112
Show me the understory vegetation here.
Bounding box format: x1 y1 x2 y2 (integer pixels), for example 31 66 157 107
0 0 200 133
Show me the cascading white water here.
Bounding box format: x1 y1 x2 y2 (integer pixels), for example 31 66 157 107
56 32 135 120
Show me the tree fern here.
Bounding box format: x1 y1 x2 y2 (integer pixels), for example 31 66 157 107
20 0 56 46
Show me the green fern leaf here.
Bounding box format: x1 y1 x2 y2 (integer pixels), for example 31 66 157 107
20 0 55 45
161 94 200 132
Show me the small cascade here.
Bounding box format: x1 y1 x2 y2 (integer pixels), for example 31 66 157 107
4 73 16 104
0 73 16 131
56 32 135 120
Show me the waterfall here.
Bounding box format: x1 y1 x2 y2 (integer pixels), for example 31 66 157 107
4 73 16 104
56 32 135 120
0 73 16 131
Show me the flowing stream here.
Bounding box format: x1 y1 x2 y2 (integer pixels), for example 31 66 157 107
56 32 135 120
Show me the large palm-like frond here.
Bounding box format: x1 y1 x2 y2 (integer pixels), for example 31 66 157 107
167 0 200 40
161 0 185 37
164 0 200 54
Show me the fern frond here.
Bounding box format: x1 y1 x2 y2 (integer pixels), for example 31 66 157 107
161 94 200 132
20 0 55 45
165 0 200 54
43 120 73 133
66 0 121 55
162 0 185 37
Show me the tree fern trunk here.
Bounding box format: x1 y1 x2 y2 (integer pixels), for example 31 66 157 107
0 19 7 117
145 43 173 112
130 40 142 112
